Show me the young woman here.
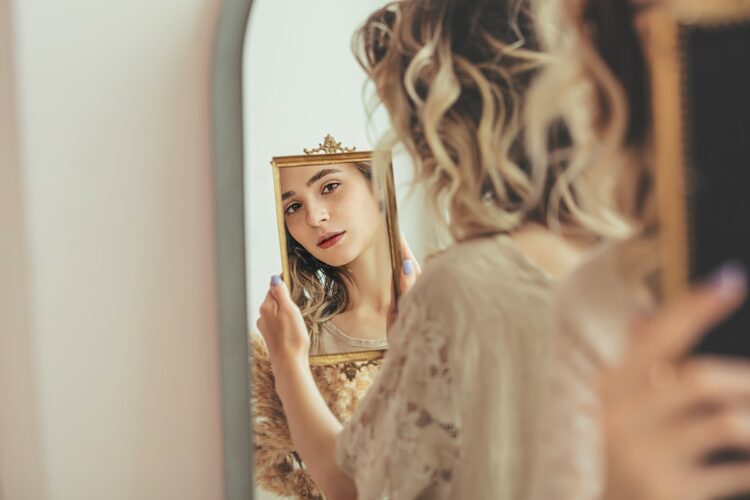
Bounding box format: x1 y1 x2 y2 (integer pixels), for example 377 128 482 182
279 161 415 355
257 0 594 498
526 1 750 498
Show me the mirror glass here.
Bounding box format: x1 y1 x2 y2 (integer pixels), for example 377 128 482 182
242 1 442 498
243 0 441 346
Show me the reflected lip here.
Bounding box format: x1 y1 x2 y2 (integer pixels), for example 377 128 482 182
317 231 345 249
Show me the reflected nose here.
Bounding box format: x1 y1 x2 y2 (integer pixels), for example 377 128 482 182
306 205 329 227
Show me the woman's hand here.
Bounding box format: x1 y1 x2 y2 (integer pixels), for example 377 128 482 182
388 233 423 330
256 275 310 369
398 232 422 296
601 263 750 500
256 275 357 500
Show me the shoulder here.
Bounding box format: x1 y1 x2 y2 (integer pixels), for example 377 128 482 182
422 233 532 273
554 238 649 365
391 235 556 354
405 234 555 315
555 238 647 327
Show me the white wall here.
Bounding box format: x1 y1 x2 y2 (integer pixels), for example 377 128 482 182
1 1 226 499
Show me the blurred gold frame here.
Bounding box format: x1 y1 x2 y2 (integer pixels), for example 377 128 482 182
649 1 750 300
270 144 402 365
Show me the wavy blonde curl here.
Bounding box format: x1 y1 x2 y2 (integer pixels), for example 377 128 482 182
354 0 571 241
526 0 654 238
526 0 664 284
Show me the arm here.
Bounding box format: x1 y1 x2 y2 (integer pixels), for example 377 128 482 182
256 277 356 500
273 358 355 500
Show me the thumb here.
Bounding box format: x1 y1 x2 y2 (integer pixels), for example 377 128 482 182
635 262 747 367
400 259 417 296
269 274 292 307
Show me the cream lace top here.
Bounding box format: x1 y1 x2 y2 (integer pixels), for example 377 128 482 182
310 320 388 356
335 234 557 499
529 242 650 499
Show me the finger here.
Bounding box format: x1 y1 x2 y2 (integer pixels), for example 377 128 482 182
615 358 750 439
694 458 750 499
676 407 750 461
656 358 750 412
400 259 417 295
679 357 750 405
631 263 746 368
256 317 267 337
268 274 293 310
399 233 422 275
260 287 279 316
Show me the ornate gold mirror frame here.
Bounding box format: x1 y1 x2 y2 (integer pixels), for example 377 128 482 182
649 0 750 300
271 135 402 366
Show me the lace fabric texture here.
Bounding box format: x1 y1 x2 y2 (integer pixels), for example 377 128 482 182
310 320 388 356
335 235 557 499
251 335 383 499
529 242 645 500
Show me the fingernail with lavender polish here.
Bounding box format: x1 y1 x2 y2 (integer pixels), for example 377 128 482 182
403 259 414 276
710 261 747 297
271 275 281 286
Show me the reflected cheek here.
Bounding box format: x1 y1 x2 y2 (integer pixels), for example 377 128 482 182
287 220 313 251
356 192 384 227
338 185 376 216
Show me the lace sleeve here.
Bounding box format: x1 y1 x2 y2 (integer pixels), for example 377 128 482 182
335 292 461 500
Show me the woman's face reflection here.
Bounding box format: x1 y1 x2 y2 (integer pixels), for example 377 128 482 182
280 162 384 267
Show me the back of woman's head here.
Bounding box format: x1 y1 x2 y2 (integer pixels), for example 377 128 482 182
355 0 553 240
526 0 653 236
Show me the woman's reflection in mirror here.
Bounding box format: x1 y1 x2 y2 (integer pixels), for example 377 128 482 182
280 162 396 354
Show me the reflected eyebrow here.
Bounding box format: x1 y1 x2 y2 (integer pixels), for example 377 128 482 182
306 168 341 187
281 168 342 201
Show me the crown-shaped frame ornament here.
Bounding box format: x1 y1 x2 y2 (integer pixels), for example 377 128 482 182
303 134 356 155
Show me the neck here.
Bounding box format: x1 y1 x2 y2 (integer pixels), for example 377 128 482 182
510 221 593 279
342 220 393 315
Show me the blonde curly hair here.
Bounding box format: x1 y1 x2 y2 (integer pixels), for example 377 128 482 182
354 0 580 241
525 0 652 238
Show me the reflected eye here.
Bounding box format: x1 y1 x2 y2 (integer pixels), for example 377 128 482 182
322 182 341 194
284 202 301 216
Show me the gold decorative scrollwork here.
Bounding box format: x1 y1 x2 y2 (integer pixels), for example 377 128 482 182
303 134 356 155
